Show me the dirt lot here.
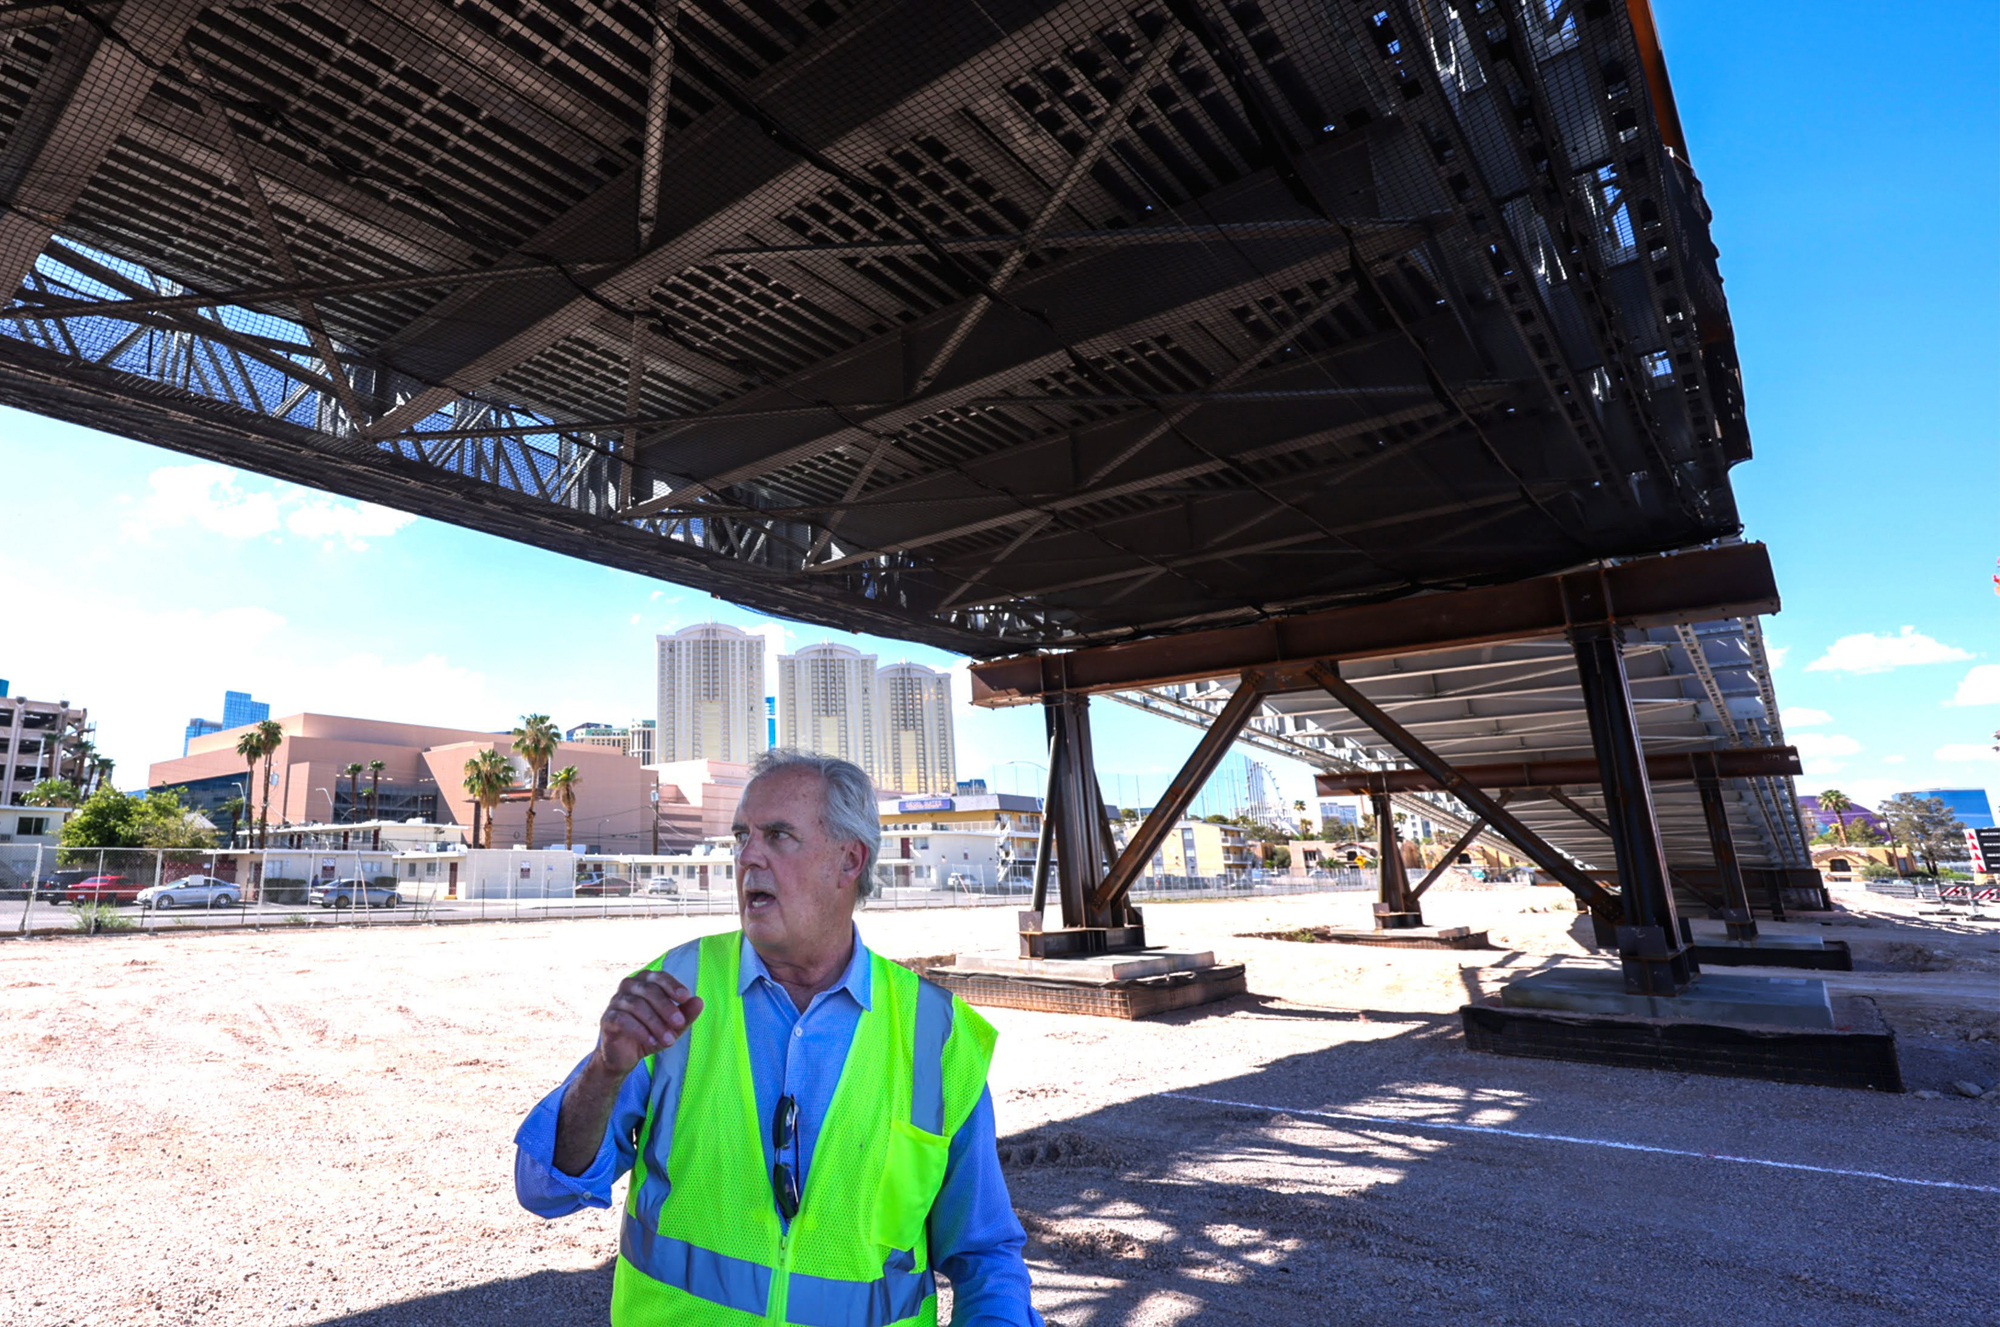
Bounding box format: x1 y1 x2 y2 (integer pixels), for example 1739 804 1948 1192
2 884 1996 1326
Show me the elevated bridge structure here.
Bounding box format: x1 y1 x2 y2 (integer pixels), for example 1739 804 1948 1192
0 3 1816 1020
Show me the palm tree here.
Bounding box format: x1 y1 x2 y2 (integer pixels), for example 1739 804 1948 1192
342 763 364 823
252 719 284 847
91 758 112 796
462 748 515 849
1818 789 1854 845
368 759 386 819
510 713 560 850
219 795 247 846
549 765 580 850
67 738 95 790
236 728 267 846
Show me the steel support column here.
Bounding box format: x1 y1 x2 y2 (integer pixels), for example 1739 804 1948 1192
1569 625 1695 995
1370 791 1422 928
1693 756 1760 942
1021 693 1145 958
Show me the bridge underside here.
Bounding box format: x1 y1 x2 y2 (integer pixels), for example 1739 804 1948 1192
0 0 1747 654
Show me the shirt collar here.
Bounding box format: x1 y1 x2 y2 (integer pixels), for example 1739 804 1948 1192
739 923 873 1010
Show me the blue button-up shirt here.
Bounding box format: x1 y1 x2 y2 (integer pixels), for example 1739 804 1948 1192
515 930 1041 1326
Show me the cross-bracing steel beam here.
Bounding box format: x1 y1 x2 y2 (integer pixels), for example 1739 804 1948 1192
1306 662 1619 919
1090 673 1269 915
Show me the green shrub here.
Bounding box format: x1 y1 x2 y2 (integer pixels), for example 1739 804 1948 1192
261 878 309 904
70 902 133 934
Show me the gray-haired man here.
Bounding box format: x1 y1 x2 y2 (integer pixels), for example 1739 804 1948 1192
515 751 1042 1325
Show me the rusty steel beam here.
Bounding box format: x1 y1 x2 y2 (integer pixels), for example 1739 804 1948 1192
1313 745 1800 795
1090 671 1268 913
970 544 1779 706
1410 796 1509 903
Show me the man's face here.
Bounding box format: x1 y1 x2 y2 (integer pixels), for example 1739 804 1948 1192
731 768 864 961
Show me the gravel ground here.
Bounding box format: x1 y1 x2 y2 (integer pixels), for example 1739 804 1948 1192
2 885 1995 1326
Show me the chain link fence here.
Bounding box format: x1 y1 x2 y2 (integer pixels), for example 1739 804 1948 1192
1 843 1374 938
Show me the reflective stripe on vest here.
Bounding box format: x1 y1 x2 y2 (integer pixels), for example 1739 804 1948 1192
627 938 702 1225
910 979 953 1135
621 1213 935 1326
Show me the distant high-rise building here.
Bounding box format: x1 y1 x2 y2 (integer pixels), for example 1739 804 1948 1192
221 690 269 730
184 690 269 755
566 722 630 752
657 624 767 763
877 662 955 794
627 719 657 766
1909 788 1995 830
779 642 878 775
1318 800 1360 829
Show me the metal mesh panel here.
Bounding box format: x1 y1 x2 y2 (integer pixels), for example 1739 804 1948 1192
0 1 1750 653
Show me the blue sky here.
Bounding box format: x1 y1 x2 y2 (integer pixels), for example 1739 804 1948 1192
0 0 1993 818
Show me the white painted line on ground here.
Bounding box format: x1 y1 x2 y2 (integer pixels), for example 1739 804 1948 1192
1161 1092 2000 1195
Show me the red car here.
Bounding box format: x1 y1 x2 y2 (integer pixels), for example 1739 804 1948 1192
66 875 142 905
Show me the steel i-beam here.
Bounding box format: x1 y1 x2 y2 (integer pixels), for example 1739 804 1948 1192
1568 624 1695 995
1370 790 1422 929
1693 754 1759 942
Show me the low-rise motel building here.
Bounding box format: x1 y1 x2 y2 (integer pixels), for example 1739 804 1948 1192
875 792 1043 892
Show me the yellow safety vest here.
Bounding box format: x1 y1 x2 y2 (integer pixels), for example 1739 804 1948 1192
612 931 996 1326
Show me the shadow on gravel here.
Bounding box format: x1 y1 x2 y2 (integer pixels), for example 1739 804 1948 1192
310 1261 613 1326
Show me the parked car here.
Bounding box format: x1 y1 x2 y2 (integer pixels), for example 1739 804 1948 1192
308 878 400 909
575 874 638 897
138 875 240 910
66 875 142 905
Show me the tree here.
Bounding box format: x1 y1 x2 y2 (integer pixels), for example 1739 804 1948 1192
218 795 247 846
1879 794 1965 875
510 713 560 850
59 787 140 850
342 763 364 823
236 729 267 844
24 778 80 807
462 749 515 849
58 788 213 852
89 758 113 795
368 760 385 819
246 719 284 847
1817 789 1855 845
549 765 580 850
135 790 216 851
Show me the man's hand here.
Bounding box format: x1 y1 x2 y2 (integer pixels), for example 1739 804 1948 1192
553 972 704 1177
592 970 705 1080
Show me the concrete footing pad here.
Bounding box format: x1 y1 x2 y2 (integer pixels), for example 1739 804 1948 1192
1503 968 1836 1028
1689 936 1853 971
1466 967 1901 1090
924 950 1245 1020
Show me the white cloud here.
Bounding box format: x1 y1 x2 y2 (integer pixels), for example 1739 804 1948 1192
281 496 415 550
1947 664 2000 706
1882 754 1906 764
1935 743 2000 765
628 613 642 625
1793 733 1863 759
1781 706 1832 728
1766 645 1789 669
1805 626 1973 674
120 463 413 550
